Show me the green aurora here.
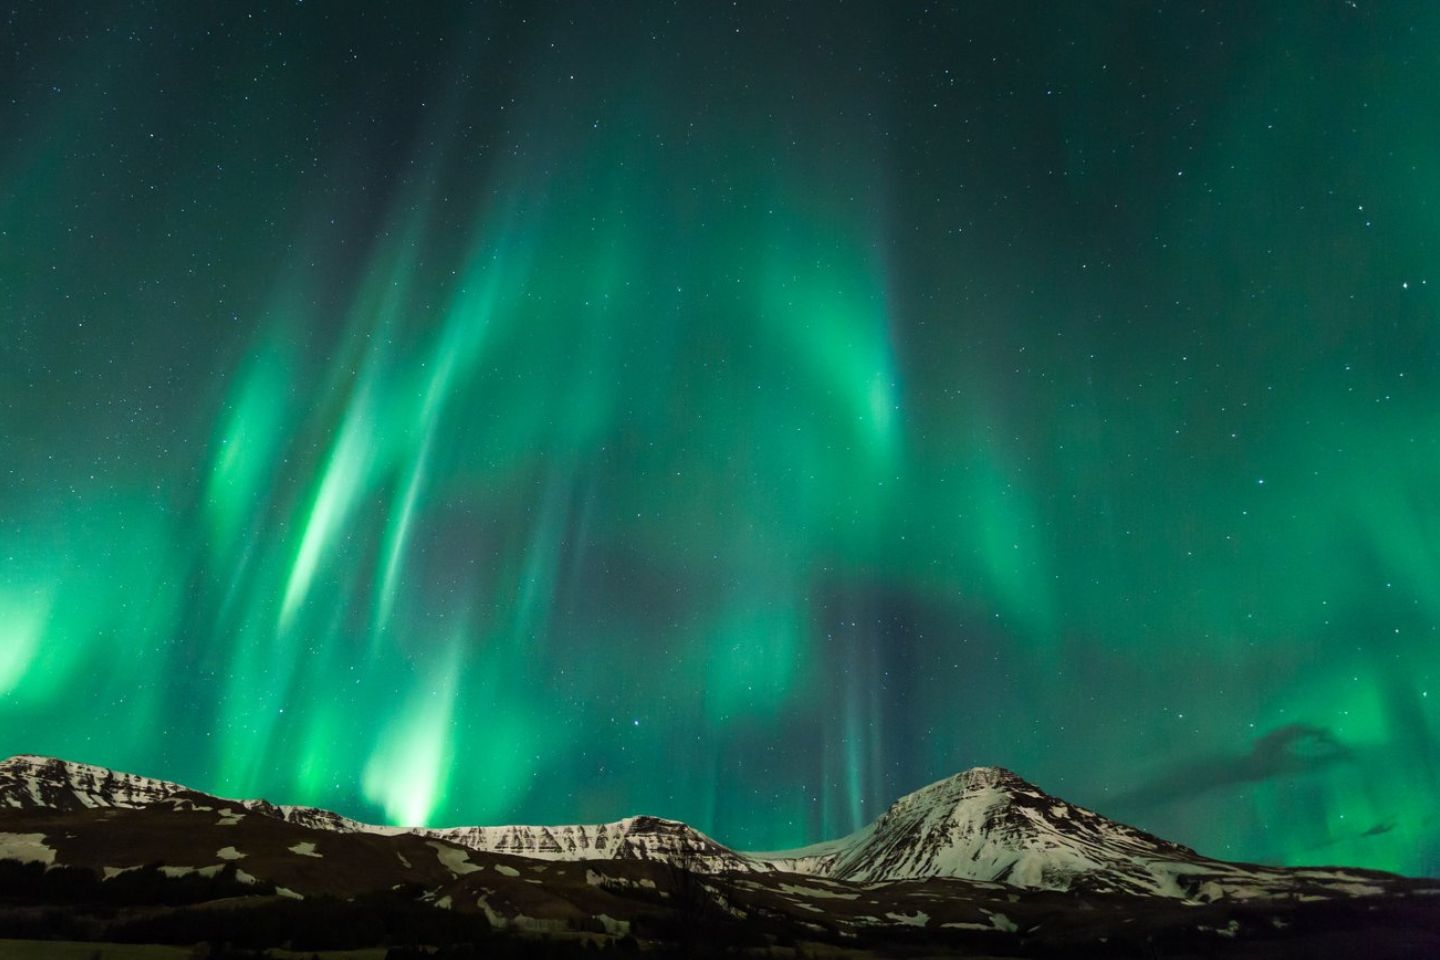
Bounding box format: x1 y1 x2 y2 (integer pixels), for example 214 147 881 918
2 1 1439 877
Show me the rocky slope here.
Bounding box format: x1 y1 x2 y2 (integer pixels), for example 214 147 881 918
0 754 192 812
431 815 762 872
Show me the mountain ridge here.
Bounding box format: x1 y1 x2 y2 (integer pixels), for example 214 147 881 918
0 752 1408 903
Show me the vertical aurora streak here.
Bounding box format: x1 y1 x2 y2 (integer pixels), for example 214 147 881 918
2 1 1439 878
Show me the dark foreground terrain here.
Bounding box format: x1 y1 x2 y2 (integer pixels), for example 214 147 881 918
3 804 1439 958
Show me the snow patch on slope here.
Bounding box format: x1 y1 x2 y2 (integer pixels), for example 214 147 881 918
0 833 54 865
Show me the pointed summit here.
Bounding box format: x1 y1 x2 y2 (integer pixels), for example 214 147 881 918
890 765 1041 804
814 762 1216 894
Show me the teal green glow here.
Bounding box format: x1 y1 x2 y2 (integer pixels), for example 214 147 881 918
2 2 1439 880
0 585 51 696
704 604 808 722
205 338 292 558
280 376 380 631
363 637 464 828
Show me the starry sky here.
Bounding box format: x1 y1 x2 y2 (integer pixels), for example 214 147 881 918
3 1 1439 877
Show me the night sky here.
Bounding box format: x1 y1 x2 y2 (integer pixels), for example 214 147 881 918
3 1 1439 877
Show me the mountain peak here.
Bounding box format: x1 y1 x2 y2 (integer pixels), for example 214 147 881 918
935 765 1037 791
879 765 1044 818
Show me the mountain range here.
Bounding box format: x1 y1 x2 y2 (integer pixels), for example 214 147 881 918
3 753 1437 958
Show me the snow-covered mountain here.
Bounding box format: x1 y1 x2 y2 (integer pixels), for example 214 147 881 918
0 754 193 811
753 765 1389 900
431 816 762 873
0 754 1398 901
753 765 1199 887
0 755 758 874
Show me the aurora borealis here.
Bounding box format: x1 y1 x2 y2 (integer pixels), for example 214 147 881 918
3 0 1440 879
